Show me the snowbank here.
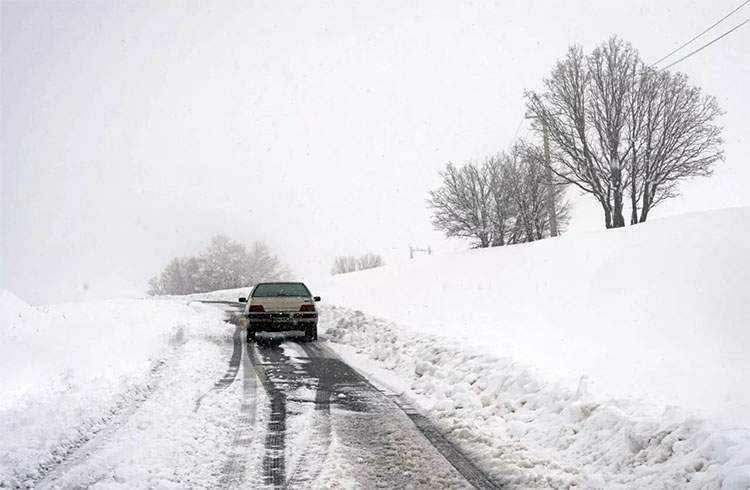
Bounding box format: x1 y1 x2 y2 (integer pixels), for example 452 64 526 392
316 207 750 488
323 307 750 489
0 290 228 486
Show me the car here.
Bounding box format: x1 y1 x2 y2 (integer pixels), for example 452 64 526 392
239 281 320 343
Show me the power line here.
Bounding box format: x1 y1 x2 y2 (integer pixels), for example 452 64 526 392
653 0 750 66
660 16 750 70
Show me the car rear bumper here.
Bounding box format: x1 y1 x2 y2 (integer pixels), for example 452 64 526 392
246 312 317 331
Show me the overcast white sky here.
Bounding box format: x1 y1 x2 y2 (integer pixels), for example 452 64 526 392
2 0 749 304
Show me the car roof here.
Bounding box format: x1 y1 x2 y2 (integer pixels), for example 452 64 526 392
255 281 305 285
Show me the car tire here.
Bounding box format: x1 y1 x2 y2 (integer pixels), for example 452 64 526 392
305 324 318 342
247 327 256 343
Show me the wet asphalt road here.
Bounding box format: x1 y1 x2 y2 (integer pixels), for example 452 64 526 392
214 303 503 490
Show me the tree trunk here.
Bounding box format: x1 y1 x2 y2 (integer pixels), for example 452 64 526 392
542 123 558 237
612 195 625 227
639 186 652 223
611 167 626 228
629 148 638 225
602 201 613 228
630 168 638 225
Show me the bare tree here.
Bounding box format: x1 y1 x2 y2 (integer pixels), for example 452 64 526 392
331 253 385 275
525 39 637 228
428 161 496 248
429 147 568 247
357 253 385 270
200 235 251 291
148 258 190 295
181 257 204 293
244 242 290 285
485 155 516 246
331 256 358 275
507 143 570 242
526 37 722 228
628 68 723 222
148 236 291 295
147 276 164 296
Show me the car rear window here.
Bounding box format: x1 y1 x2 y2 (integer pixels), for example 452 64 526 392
252 283 311 298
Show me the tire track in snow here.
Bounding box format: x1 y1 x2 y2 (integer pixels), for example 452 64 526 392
386 395 504 489
240 334 501 489
35 357 173 489
35 326 196 488
285 342 334 489
218 339 258 488
250 342 288 488
194 325 243 412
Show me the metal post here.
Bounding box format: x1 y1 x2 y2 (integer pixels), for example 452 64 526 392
410 245 431 259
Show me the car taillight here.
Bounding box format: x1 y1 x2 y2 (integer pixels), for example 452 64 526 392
249 305 265 312
300 304 315 312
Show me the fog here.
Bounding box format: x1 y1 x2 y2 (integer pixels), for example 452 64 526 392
2 1 748 304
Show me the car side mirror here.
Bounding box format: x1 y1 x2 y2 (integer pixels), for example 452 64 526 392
238 297 247 303
314 296 321 302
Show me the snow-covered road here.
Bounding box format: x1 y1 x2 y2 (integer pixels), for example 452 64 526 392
8 286 747 488
24 302 501 489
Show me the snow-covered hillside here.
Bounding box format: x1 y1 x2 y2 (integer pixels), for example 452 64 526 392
313 207 750 488
319 207 750 427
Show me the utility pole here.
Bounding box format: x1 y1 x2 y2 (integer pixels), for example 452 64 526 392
541 122 558 237
524 111 559 237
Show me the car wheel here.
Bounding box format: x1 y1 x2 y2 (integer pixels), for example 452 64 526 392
305 325 318 342
247 328 256 343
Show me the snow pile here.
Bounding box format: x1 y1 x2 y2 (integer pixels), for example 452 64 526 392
0 290 228 487
317 207 750 488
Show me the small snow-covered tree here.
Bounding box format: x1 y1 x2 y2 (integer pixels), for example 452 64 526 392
357 253 384 271
147 276 164 296
331 253 385 275
331 256 358 275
